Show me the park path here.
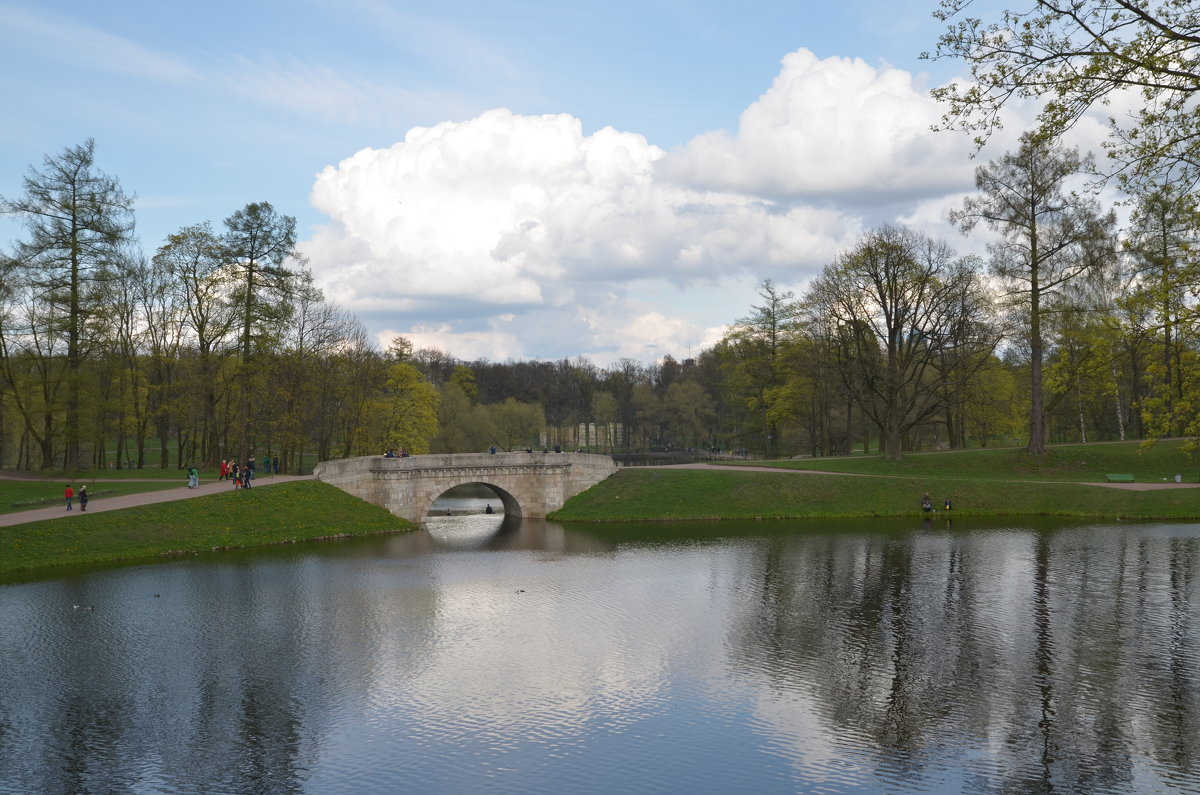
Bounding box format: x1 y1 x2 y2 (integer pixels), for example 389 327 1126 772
651 462 1200 491
0 474 314 528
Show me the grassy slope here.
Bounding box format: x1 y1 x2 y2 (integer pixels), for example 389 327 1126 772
0 481 411 581
551 457 1200 522
740 439 1197 482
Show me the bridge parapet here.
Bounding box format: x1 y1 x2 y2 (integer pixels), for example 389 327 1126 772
313 451 617 524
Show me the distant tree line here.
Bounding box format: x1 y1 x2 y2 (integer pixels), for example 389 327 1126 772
0 133 1196 469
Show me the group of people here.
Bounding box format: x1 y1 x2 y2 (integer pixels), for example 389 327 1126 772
63 484 88 511
921 493 952 513
218 455 280 489
382 448 410 458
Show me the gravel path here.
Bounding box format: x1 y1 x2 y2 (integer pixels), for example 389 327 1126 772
650 463 1200 490
0 474 314 528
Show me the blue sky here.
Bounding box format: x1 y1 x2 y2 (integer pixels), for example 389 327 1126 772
1 0 1049 365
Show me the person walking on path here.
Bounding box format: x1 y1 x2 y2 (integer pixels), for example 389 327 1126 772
272 455 279 475
79 485 88 511
242 461 253 489
64 484 74 511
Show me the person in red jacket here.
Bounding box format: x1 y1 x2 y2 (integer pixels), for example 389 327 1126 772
64 484 74 511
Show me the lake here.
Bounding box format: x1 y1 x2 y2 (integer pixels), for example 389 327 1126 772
1 510 1198 794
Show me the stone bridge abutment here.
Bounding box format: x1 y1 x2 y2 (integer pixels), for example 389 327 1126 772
313 452 617 525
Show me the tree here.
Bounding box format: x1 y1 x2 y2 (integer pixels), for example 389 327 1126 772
805 225 996 461
377 362 440 454
222 202 305 460
1122 182 1200 437
485 398 545 451
431 382 475 453
723 279 801 457
952 133 1115 454
155 222 238 466
591 390 618 451
928 0 1200 185
0 139 135 469
660 381 715 449
449 365 479 403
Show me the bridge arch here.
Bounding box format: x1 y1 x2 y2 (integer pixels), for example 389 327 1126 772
421 480 523 520
313 452 617 526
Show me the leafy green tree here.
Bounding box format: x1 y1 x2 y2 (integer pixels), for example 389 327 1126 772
222 202 305 460
330 337 388 459
485 397 545 451
1122 183 1200 437
431 382 476 453
928 0 1200 185
952 133 1116 454
0 139 135 468
591 390 618 451
450 365 479 403
631 382 662 449
960 356 1024 446
274 284 361 469
660 381 715 449
377 362 440 454
723 279 801 456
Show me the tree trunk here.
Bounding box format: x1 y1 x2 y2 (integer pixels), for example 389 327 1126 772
1028 277 1048 455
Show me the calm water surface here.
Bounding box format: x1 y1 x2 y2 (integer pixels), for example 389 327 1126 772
1 511 1199 794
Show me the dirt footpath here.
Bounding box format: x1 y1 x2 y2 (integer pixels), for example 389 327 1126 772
0 474 314 528
652 462 1200 490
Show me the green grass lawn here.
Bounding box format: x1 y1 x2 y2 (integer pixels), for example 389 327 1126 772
0 481 411 581
738 439 1198 482
551 465 1200 522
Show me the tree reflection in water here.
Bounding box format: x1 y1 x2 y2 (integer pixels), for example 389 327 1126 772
721 521 1199 792
0 518 1196 794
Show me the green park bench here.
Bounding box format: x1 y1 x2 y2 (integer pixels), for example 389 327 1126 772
1105 474 1135 483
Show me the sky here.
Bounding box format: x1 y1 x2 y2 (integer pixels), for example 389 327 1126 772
0 0 1096 366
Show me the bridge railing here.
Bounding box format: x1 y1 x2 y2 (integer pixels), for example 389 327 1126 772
314 451 616 478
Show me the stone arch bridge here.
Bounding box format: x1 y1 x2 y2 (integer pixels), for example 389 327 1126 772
313 452 618 525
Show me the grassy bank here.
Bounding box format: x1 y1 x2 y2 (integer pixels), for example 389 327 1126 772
0 481 411 581
741 439 1198 482
550 467 1200 522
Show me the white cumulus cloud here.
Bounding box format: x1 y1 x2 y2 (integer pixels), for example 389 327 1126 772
658 49 978 202
301 48 1008 363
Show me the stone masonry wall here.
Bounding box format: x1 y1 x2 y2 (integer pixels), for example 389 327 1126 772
313 452 617 524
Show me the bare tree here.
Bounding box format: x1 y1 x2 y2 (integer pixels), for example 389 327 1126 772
805 226 996 461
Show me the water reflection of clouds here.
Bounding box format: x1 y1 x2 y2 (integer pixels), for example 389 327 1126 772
5 520 1200 792
361 545 744 744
